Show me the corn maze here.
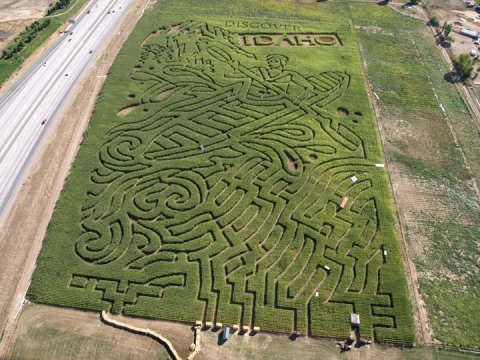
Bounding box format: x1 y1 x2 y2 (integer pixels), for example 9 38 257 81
30 16 415 344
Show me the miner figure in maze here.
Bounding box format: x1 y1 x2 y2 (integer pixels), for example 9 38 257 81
225 53 314 103
75 20 393 335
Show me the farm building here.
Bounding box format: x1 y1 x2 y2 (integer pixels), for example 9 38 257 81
460 28 479 39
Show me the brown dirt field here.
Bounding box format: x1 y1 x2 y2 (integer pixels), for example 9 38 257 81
0 0 51 21
6 303 183 360
0 0 51 11
0 9 44 22
0 0 152 357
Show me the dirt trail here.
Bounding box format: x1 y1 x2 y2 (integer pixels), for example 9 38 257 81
0 0 151 357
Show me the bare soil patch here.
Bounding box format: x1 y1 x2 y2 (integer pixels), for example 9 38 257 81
117 104 139 117
0 0 50 23
0 9 43 23
337 107 349 117
169 24 181 33
157 89 172 100
285 150 298 171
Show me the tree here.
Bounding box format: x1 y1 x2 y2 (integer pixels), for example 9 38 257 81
442 23 452 38
446 35 455 44
430 16 440 27
455 53 474 80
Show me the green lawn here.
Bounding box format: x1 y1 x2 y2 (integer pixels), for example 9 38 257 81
29 0 417 345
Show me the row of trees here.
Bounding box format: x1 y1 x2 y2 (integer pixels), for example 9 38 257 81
46 0 72 16
1 19 51 60
430 17 474 80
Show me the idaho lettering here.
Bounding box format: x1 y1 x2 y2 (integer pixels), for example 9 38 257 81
240 33 341 46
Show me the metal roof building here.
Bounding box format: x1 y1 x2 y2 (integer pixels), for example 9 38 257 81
460 28 479 39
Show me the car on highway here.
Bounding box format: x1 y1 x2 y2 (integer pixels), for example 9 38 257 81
41 119 47 125
89 50 93 54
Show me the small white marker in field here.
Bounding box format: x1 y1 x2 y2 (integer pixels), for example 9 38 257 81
315 291 319 297
373 92 380 100
351 175 358 182
323 265 330 271
200 143 204 152
384 250 388 256
375 164 385 168
439 103 446 113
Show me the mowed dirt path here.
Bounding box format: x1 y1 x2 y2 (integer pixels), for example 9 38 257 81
0 0 152 356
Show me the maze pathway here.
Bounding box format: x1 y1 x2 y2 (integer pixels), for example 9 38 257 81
30 19 415 344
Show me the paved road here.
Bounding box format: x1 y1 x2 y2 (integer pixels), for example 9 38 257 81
0 0 132 218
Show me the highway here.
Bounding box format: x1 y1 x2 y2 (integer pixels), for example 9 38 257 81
0 0 132 218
